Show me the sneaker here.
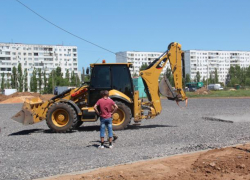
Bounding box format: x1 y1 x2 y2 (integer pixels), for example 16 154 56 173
113 136 118 142
98 145 104 149
109 144 113 149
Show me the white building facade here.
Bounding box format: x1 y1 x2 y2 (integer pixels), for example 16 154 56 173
184 50 250 83
116 51 171 76
0 43 79 90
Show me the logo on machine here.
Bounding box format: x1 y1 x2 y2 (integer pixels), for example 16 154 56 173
156 58 167 69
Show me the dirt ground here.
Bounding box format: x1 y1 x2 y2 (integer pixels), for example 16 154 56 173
46 144 250 180
0 92 54 103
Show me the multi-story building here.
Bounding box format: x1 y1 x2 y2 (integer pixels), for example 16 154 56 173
0 43 79 90
184 50 250 83
116 51 171 76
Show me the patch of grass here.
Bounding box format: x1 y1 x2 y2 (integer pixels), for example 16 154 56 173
186 89 250 98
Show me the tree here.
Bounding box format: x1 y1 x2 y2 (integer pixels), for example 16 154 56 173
30 68 37 92
24 68 28 92
165 67 174 86
185 73 191 83
195 71 201 82
132 72 138 78
214 68 219 83
202 76 206 85
6 73 11 88
245 78 250 86
209 72 214 84
65 69 70 86
70 71 76 86
227 65 247 87
43 71 48 93
17 63 23 92
38 68 43 93
1 73 5 90
139 63 148 71
74 74 81 87
11 66 17 89
47 71 54 94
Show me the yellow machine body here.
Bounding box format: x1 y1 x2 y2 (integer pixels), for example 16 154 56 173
12 42 187 132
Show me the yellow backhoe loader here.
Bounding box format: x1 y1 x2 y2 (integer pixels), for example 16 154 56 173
12 42 187 133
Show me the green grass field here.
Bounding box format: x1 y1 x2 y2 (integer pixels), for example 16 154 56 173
186 89 250 98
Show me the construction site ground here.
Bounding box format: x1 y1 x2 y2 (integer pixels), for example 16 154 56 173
0 94 250 180
45 144 250 180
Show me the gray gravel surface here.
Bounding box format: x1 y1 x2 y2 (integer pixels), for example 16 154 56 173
0 98 250 180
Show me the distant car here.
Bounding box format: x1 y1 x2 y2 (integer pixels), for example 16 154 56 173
189 87 197 92
185 87 196 92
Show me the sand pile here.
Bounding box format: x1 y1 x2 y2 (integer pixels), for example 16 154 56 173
0 92 54 104
195 87 210 95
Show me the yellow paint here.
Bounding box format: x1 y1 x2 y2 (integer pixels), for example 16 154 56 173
109 89 132 103
140 42 187 117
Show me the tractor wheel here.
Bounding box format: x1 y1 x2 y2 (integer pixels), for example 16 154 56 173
46 103 77 133
112 101 132 130
73 119 83 129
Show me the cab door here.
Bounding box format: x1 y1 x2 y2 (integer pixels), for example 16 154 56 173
88 65 111 106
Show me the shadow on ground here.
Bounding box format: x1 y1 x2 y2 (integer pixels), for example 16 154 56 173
8 128 68 136
9 124 177 136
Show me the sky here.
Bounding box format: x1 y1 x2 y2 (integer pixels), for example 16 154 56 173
0 0 250 71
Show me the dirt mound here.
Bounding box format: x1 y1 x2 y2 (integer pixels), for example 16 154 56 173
0 92 54 103
0 96 35 104
188 146 250 179
0 94 7 101
40 94 54 101
47 144 250 180
195 87 210 95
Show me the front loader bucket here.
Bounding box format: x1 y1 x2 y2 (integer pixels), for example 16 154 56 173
11 97 44 125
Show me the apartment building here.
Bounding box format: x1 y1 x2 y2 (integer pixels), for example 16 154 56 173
0 43 79 89
184 50 250 83
116 51 170 76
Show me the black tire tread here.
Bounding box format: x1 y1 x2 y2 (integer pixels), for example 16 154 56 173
113 101 132 130
46 102 78 133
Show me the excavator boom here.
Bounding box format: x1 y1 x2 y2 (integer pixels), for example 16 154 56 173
137 42 187 118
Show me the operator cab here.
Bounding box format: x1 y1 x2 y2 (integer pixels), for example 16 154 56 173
88 63 134 106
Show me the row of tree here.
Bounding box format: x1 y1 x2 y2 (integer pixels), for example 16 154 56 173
136 63 250 87
226 65 250 86
1 63 81 94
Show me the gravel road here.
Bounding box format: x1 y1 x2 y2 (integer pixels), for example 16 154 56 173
0 98 250 180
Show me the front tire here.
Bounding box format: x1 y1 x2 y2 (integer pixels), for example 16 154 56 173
73 120 83 129
46 103 77 133
112 101 132 130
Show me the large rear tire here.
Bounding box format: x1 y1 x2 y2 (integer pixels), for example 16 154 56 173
112 101 132 130
46 103 77 133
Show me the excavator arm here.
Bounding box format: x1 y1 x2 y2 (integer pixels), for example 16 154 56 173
134 42 187 121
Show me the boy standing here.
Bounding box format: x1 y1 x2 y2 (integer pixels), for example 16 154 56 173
94 90 118 149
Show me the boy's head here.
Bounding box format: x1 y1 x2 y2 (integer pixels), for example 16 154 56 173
101 90 109 97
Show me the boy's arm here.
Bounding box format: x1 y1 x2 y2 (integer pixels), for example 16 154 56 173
111 104 118 115
94 100 100 115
